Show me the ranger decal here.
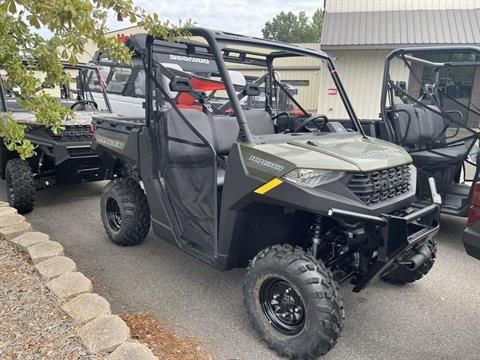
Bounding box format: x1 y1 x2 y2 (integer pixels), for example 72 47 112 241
95 134 126 150
248 155 285 171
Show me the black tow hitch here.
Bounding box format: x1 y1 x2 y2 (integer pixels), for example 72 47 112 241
397 243 432 271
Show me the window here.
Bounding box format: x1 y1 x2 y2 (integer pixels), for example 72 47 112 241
418 51 478 125
134 70 145 96
86 66 110 92
282 79 309 87
420 52 476 100
106 67 132 93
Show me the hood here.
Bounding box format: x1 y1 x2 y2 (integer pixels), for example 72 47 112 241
253 133 412 172
10 111 98 126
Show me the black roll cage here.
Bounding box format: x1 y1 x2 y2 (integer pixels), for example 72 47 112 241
141 27 365 143
380 46 480 147
0 77 6 112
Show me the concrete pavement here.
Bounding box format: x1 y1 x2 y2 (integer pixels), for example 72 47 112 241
3 181 480 360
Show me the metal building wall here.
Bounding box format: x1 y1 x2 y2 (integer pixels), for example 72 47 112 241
230 43 322 112
237 68 321 113
317 49 410 120
326 0 480 12
80 26 146 62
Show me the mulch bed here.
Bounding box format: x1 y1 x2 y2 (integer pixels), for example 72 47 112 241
121 313 214 360
0 239 97 360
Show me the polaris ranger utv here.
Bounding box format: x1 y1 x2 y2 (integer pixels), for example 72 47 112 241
0 62 118 213
92 29 440 358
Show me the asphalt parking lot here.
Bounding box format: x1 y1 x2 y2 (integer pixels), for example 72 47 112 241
3 181 480 360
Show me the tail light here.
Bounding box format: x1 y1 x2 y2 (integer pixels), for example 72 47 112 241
89 124 96 137
467 182 480 226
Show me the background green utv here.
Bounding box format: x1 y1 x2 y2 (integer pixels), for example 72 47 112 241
92 30 441 359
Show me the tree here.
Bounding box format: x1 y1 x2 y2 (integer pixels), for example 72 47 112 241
0 0 190 158
262 9 323 43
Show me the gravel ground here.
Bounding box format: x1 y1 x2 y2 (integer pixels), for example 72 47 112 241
0 239 97 360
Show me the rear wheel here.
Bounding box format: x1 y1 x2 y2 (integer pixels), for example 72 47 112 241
383 239 437 284
5 159 35 214
100 178 150 246
243 244 344 358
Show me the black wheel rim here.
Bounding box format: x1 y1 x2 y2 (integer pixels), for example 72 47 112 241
260 277 306 335
106 197 122 232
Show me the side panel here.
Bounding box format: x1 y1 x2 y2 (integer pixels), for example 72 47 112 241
217 144 299 270
92 117 141 166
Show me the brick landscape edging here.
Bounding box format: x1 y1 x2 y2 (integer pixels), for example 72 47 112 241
0 201 157 360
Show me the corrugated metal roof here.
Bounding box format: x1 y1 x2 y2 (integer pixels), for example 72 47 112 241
321 9 480 49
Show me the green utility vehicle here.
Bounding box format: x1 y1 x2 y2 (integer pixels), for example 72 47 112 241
0 62 117 213
92 30 440 358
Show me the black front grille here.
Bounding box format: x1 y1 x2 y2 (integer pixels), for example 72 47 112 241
347 165 411 204
48 125 92 142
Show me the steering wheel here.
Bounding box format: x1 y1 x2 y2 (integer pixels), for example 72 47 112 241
70 100 98 110
293 114 329 133
272 111 291 123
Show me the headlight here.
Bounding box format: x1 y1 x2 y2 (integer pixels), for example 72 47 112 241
283 169 345 188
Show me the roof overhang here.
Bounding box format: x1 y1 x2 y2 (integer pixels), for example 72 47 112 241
321 43 480 51
321 9 480 50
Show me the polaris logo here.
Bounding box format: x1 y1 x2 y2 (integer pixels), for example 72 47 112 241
248 155 284 172
169 54 210 64
95 134 125 150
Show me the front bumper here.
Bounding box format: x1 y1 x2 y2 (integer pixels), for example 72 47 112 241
329 177 441 292
464 221 480 260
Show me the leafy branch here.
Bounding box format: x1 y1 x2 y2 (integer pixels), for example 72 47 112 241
0 0 191 158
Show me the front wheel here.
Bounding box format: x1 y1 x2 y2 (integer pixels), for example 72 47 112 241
5 158 35 214
243 244 345 358
100 178 150 246
382 239 437 284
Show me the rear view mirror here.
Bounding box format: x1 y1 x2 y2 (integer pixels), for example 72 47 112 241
394 81 406 97
245 83 260 96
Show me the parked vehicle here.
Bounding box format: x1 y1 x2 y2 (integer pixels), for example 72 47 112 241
0 62 121 213
92 29 440 358
464 181 480 259
350 46 480 261
374 47 480 218
90 44 301 116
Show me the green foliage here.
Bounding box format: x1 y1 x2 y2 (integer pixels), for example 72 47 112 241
0 0 191 158
0 113 34 158
262 9 323 43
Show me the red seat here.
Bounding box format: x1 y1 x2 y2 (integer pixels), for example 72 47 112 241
176 92 203 111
